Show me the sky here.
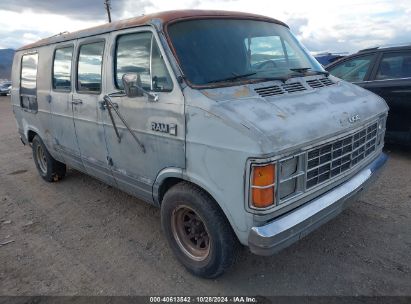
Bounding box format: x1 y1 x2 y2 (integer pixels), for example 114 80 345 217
0 0 410 54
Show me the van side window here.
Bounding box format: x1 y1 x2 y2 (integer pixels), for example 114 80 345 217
115 32 173 92
151 38 173 91
328 54 375 82
77 41 105 93
53 46 73 91
375 51 411 80
20 53 38 111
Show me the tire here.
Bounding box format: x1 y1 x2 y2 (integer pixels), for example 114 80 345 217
32 135 66 182
161 182 238 278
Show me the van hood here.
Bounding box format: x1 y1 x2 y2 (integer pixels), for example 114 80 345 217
197 76 388 154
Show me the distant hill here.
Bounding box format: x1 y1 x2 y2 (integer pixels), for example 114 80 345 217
0 49 15 80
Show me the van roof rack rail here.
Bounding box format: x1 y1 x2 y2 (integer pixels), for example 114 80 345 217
358 47 379 53
47 31 70 39
378 42 411 49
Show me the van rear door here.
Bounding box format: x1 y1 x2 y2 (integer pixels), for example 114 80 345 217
72 36 116 185
50 43 84 170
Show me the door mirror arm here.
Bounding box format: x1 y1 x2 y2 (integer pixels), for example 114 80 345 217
102 95 146 153
122 73 159 102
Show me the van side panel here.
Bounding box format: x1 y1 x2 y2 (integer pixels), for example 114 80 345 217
11 47 63 162
11 52 24 137
37 46 58 157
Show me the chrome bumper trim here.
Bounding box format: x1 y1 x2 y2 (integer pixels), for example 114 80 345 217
248 152 388 256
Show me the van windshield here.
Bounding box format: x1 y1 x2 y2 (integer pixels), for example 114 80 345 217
167 19 324 86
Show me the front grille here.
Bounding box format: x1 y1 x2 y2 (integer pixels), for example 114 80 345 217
282 82 306 93
254 82 306 97
306 121 379 189
320 77 335 86
306 77 335 89
255 77 335 97
254 85 284 97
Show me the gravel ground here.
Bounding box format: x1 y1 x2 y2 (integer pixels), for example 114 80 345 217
0 95 410 296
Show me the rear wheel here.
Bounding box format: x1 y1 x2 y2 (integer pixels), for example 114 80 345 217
161 182 238 278
32 135 66 182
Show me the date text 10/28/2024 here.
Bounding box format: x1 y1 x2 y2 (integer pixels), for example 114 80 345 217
150 297 258 303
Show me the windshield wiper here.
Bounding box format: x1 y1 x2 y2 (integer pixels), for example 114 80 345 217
207 72 257 84
254 71 307 83
290 67 329 76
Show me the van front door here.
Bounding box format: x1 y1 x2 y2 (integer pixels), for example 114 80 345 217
102 29 185 203
72 37 115 185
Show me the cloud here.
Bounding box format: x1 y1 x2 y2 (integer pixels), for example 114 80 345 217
0 0 128 20
0 0 410 53
0 29 51 49
120 0 411 53
285 18 309 36
0 9 104 49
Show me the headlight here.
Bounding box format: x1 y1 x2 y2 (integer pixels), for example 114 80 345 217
278 154 305 201
377 115 386 146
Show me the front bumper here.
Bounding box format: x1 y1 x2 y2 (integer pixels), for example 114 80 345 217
248 152 388 256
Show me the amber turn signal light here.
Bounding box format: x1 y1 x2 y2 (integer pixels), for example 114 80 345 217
251 164 276 208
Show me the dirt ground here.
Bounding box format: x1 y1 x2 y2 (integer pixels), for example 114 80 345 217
0 95 410 296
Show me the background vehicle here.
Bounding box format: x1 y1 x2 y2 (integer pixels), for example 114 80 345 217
326 44 411 145
314 52 347 66
0 81 11 95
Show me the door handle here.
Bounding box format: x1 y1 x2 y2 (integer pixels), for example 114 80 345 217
71 99 83 105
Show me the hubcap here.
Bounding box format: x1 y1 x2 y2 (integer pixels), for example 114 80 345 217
36 144 47 174
171 206 211 261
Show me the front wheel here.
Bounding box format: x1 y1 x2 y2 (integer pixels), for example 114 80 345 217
32 135 66 182
161 182 238 278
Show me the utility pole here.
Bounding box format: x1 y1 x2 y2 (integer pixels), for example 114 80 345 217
104 0 112 23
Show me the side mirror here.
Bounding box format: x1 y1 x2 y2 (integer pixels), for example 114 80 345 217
121 73 159 102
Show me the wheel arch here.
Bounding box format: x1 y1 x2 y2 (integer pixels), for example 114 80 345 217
153 168 243 242
22 121 42 144
27 129 37 143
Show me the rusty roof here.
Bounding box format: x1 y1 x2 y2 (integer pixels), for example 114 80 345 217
18 9 289 51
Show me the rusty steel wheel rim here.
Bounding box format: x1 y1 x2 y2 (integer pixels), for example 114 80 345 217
36 144 47 174
171 205 211 261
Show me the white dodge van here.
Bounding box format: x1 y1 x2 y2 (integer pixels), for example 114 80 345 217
11 10 388 278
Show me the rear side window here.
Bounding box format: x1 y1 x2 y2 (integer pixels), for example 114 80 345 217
115 32 173 92
328 54 374 82
77 41 105 93
20 53 38 111
53 46 73 91
246 37 298 67
376 51 411 80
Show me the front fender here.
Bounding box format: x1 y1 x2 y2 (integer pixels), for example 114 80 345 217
153 166 251 244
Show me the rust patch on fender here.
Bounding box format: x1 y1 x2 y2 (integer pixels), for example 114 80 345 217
201 90 218 99
233 86 251 98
